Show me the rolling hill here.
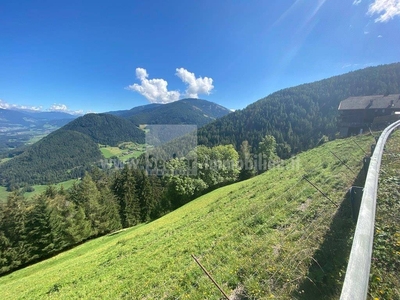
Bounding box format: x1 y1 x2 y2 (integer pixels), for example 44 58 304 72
109 98 232 127
0 113 146 186
197 62 400 158
0 130 102 186
62 113 145 146
0 98 232 186
0 133 375 299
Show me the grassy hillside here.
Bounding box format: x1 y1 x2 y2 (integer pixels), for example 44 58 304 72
0 134 375 299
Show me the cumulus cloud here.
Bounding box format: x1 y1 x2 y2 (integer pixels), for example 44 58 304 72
368 0 400 22
175 68 214 98
49 103 68 112
49 103 84 115
125 68 180 104
126 67 215 103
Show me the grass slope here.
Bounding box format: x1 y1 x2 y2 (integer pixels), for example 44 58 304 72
369 130 400 299
0 135 375 299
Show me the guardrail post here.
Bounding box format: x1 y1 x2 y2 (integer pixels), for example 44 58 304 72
362 156 370 178
349 186 364 221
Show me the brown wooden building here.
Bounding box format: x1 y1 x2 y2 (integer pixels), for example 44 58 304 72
338 94 400 137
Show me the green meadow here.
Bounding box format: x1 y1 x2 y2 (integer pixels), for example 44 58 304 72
100 142 145 161
0 134 376 299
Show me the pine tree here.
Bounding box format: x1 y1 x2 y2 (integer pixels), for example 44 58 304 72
239 140 256 180
25 195 54 259
136 171 154 223
2 192 29 268
111 165 140 227
77 174 102 235
97 187 122 234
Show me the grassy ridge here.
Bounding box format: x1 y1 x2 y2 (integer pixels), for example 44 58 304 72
0 134 374 299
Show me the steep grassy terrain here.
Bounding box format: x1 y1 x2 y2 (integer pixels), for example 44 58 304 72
0 134 375 299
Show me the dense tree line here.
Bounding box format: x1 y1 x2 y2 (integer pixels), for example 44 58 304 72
198 62 400 158
0 168 165 275
0 144 246 275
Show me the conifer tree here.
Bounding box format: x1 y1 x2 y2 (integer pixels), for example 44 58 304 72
25 195 54 259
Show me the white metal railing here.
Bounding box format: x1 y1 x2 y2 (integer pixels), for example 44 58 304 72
340 119 400 299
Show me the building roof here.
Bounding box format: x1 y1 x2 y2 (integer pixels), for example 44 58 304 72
338 94 400 110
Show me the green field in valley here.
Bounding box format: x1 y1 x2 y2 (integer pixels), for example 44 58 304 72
0 134 377 299
100 142 145 161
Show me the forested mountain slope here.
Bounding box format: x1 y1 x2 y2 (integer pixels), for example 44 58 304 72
0 113 145 186
198 62 400 157
0 130 102 186
107 103 161 118
127 98 231 127
62 113 145 146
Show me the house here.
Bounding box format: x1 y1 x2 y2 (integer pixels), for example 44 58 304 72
338 94 400 137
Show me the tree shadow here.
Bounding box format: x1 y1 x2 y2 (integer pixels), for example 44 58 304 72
292 167 367 299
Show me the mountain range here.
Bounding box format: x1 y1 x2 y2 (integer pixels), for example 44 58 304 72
1 62 400 187
0 109 77 152
0 98 231 186
107 98 231 127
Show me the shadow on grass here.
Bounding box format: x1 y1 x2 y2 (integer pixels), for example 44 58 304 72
292 167 367 299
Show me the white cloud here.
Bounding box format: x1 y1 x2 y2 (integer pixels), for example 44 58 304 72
378 34 383 37
126 67 215 103
353 0 362 5
49 103 84 115
0 99 42 111
0 99 84 115
368 0 400 22
175 68 214 98
49 103 68 112
125 68 180 104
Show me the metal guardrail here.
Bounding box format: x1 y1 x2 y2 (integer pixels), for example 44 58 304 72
340 119 400 300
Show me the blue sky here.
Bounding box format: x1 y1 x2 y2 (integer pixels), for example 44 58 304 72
1 0 399 114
